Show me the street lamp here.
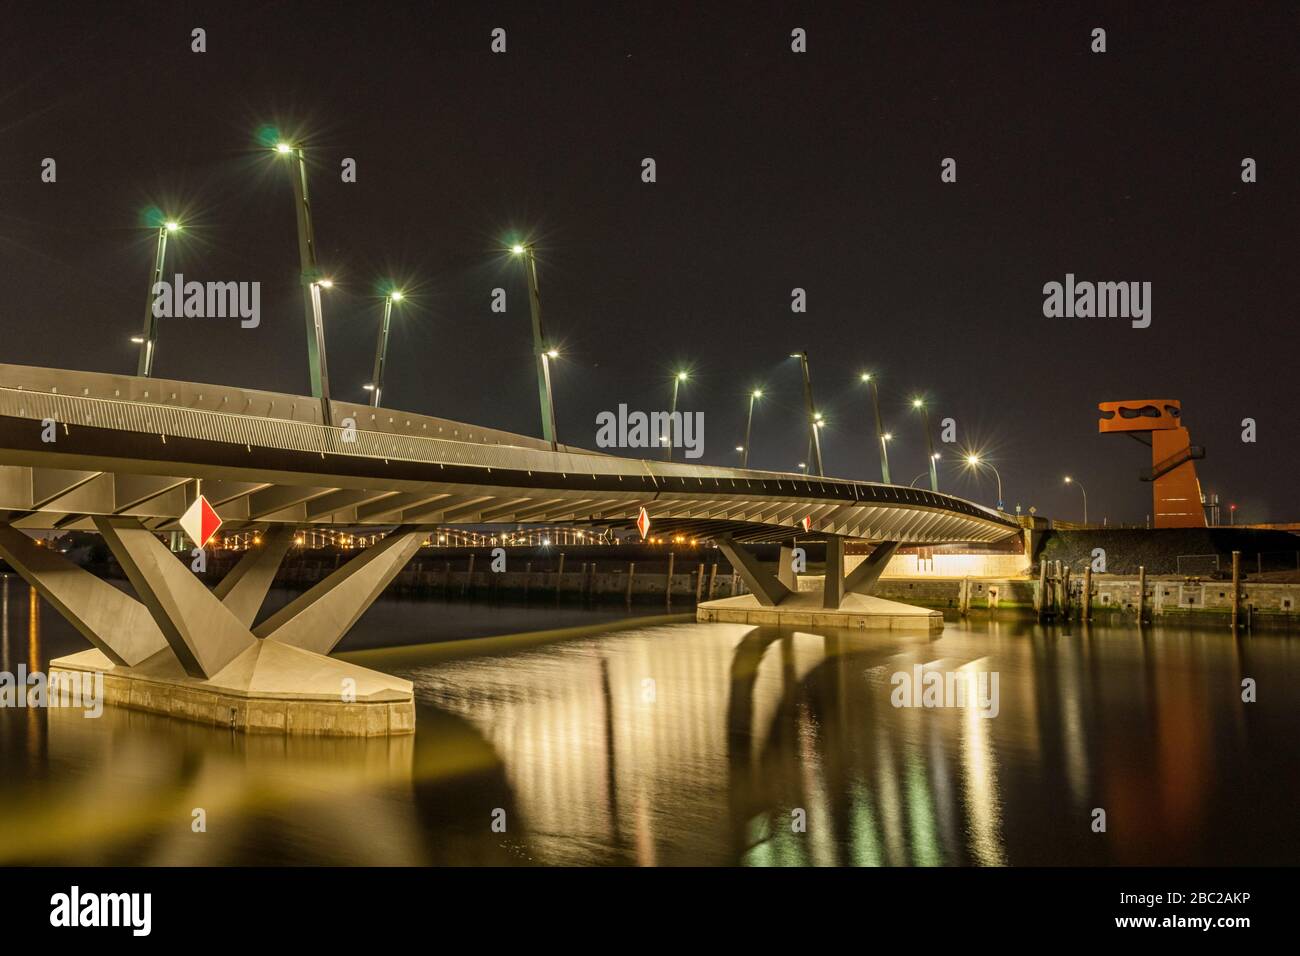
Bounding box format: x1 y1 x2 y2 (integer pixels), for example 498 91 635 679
741 388 762 468
913 397 938 492
136 217 180 376
965 455 1004 511
909 454 942 487
369 287 403 407
665 370 688 460
510 242 559 451
860 373 890 483
1064 476 1088 524
275 141 331 423
790 351 824 476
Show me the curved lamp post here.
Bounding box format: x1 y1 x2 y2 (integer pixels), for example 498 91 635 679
965 455 1004 512
860 373 890 483
1064 475 1088 524
136 219 180 376
275 141 332 422
741 388 762 468
369 289 403 407
665 371 688 460
913 397 938 492
510 243 559 451
790 351 824 476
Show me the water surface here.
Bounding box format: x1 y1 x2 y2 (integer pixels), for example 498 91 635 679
2 577 1296 865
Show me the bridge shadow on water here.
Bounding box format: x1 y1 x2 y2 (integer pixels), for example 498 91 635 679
0 698 526 866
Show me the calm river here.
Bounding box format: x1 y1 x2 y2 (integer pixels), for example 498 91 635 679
1 578 1296 865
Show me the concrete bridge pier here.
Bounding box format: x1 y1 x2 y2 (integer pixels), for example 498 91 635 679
698 535 940 632
0 519 418 735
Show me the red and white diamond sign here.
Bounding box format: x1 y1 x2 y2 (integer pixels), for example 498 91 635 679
636 506 651 540
800 515 813 532
180 494 222 548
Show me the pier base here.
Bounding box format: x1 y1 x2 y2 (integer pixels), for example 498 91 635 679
1 517 419 736
697 590 943 631
49 642 414 736
703 535 940 631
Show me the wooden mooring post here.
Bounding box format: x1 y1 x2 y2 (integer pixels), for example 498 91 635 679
555 552 565 601
665 552 675 608
1231 550 1241 632
1036 558 1047 620
625 561 636 608
1137 565 1147 625
1053 561 1063 616
462 553 475 597
1082 565 1092 622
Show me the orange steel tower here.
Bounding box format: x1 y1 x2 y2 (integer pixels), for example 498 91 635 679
1098 400 1207 528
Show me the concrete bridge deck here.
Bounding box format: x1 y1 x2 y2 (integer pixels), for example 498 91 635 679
0 363 1018 544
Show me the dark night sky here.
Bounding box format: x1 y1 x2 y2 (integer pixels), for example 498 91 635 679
2 1 1297 524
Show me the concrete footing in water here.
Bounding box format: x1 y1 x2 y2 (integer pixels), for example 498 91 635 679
696 590 944 632
49 641 415 737
0 516 420 737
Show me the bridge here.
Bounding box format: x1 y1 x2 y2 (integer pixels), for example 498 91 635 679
0 362 1018 737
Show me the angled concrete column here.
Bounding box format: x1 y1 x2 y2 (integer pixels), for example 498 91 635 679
844 540 900 596
94 516 256 679
255 527 425 654
212 526 294 627
777 545 798 590
823 535 845 609
716 535 793 607
0 523 171 667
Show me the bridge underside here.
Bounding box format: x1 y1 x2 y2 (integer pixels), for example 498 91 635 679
0 458 1012 545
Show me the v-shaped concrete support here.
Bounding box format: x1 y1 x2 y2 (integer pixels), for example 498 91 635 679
212 527 294 628
844 541 900 596
0 523 170 667
716 535 794 607
254 527 425 654
94 516 257 679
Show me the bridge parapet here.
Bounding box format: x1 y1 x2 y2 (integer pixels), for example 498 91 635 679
0 364 1018 544
0 362 571 455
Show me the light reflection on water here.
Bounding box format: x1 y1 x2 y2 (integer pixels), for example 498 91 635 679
1 576 1298 866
